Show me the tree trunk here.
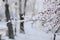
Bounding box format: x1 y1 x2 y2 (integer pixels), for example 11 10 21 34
53 26 60 40
5 3 14 39
19 0 27 33
53 34 56 40
20 14 25 33
0 35 1 40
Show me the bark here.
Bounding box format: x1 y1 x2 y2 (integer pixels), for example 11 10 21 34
5 3 14 39
0 35 1 40
53 26 60 40
19 0 24 33
19 0 27 33
20 14 25 33
53 34 56 40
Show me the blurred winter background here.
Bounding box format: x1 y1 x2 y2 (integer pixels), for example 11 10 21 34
0 0 60 40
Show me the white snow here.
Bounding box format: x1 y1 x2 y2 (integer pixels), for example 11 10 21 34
0 21 54 40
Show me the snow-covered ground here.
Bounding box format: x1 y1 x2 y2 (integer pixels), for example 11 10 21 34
0 21 60 40
0 20 59 40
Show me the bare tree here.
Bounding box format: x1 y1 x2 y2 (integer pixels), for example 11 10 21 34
4 0 14 39
19 0 27 33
